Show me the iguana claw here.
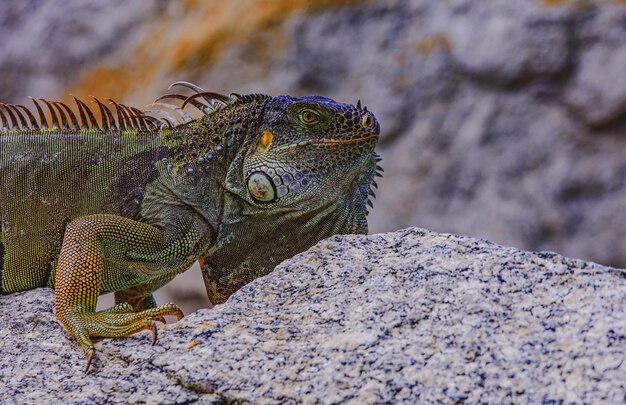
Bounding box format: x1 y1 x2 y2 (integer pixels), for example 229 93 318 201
85 346 95 374
151 322 158 346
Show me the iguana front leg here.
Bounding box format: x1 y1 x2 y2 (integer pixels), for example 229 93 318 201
53 214 198 372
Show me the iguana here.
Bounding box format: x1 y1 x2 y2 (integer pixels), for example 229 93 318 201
0 82 381 372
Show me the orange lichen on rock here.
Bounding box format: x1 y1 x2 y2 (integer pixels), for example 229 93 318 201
416 34 451 55
541 0 568 5
65 67 154 105
539 0 589 8
63 0 364 103
164 0 364 74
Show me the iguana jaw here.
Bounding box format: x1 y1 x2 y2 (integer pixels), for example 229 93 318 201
273 135 378 151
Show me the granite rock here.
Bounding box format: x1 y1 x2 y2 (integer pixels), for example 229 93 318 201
1 0 626 307
565 42 626 126
562 0 626 126
446 1 572 83
1 228 624 404
0 0 164 101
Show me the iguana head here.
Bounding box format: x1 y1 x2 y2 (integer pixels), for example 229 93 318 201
231 95 380 212
151 84 380 223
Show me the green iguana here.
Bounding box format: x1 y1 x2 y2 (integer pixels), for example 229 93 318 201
0 82 381 372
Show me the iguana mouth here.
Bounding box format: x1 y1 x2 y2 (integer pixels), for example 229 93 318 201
275 136 377 151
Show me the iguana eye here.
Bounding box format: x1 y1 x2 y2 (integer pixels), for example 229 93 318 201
300 110 319 124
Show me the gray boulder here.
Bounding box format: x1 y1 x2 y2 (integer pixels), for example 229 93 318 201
1 228 624 404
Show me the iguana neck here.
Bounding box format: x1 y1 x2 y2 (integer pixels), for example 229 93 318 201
137 95 272 232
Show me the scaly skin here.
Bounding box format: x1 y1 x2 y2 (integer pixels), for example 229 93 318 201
0 83 381 372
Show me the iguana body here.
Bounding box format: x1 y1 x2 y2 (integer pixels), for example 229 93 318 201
0 82 380 371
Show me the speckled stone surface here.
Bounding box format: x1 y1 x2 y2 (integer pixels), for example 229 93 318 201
1 228 624 404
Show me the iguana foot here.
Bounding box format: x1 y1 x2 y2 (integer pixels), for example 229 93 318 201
56 303 184 373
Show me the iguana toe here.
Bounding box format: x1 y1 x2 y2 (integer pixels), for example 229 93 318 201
103 302 135 314
151 322 158 346
85 346 95 374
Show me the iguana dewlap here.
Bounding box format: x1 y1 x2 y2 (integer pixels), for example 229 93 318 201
0 82 381 372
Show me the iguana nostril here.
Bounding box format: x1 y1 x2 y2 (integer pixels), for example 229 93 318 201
361 113 374 129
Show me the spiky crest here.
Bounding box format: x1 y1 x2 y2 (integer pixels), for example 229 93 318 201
0 82 236 134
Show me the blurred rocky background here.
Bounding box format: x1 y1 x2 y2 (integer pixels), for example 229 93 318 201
1 0 624 311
